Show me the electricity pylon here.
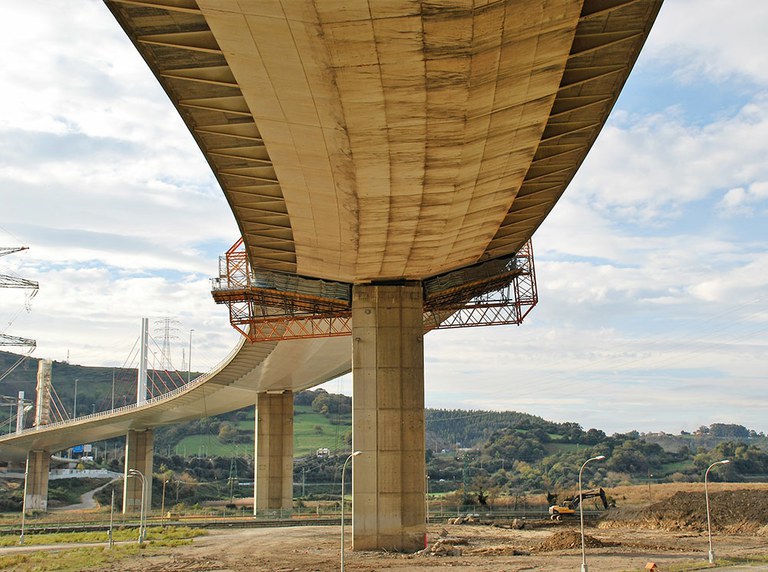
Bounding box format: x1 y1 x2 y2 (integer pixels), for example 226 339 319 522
0 246 38 349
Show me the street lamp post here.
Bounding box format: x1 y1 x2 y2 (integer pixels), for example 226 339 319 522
18 455 29 545
705 459 730 564
426 473 430 525
188 329 194 384
579 454 605 572
648 470 653 503
161 478 167 525
73 378 78 418
127 468 147 543
340 451 362 572
108 489 115 549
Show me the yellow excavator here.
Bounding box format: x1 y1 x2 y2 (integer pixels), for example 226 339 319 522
548 488 608 521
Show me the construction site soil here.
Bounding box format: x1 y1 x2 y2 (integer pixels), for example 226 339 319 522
94 485 768 572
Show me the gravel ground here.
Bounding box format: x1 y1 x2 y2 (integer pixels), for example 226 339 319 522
90 521 767 572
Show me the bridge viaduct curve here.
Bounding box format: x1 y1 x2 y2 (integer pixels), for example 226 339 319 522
0 0 660 552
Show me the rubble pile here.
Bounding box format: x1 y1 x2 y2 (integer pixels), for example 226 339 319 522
640 490 768 532
534 530 605 552
449 514 481 525
420 537 468 557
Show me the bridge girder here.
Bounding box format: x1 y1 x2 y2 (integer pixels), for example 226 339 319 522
106 0 661 284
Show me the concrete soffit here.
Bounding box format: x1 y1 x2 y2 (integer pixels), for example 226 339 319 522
105 0 661 284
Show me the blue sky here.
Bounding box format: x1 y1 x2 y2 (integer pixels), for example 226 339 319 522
1 1 766 435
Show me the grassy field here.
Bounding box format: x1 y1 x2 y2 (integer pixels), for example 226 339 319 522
172 405 351 458
293 405 350 457
170 434 242 458
0 527 204 572
658 459 696 476
543 442 581 454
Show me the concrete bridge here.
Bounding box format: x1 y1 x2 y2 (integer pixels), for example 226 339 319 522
0 0 660 552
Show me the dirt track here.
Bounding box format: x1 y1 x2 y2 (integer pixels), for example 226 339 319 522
96 520 767 572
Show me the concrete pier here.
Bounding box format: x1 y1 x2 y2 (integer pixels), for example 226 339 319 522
254 391 294 513
351 283 426 552
123 429 153 514
25 450 50 512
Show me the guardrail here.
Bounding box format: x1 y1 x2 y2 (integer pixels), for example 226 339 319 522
1 336 247 440
0 508 607 537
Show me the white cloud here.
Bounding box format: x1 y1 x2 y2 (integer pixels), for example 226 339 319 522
646 0 768 86
1 1 767 436
1 261 241 369
719 181 768 215
0 1 239 369
688 253 768 302
566 96 768 224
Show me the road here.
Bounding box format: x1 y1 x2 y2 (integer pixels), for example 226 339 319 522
49 479 118 512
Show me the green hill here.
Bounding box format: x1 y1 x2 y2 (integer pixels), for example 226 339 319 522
3 349 767 498
163 404 351 458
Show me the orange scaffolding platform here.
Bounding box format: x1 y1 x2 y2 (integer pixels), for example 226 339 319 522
211 239 537 343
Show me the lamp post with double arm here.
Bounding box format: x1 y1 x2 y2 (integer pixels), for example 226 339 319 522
127 468 147 543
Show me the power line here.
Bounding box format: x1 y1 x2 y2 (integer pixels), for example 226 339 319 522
0 245 37 352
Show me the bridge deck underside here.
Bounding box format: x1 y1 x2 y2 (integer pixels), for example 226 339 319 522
107 0 660 284
0 336 350 460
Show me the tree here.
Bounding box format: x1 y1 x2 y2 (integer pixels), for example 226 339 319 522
218 422 238 443
709 423 749 438
583 428 607 445
311 390 352 417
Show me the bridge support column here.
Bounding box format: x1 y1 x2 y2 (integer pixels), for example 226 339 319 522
24 450 50 512
254 391 293 514
351 283 425 552
123 429 153 514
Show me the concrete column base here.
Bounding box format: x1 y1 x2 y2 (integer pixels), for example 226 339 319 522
254 391 294 514
352 283 426 552
123 429 153 514
25 450 50 512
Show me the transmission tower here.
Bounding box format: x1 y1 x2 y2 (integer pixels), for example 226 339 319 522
153 317 179 370
228 454 238 502
0 246 38 349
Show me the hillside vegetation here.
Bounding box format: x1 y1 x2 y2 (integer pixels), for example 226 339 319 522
2 350 767 511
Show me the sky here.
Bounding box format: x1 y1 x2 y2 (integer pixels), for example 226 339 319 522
1 1 766 436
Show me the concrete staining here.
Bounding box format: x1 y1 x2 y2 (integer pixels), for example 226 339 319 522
123 429 153 513
254 391 294 512
352 283 426 551
199 1 583 282
99 0 662 287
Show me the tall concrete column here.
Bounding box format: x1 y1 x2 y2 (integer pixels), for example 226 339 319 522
254 391 294 514
123 429 153 514
34 360 52 427
352 283 426 552
25 450 50 512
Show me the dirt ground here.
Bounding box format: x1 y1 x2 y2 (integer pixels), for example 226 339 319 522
91 521 767 572
95 486 768 572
